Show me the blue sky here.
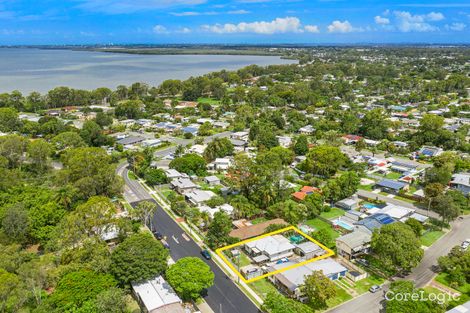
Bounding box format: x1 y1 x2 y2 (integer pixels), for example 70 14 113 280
1 0 470 44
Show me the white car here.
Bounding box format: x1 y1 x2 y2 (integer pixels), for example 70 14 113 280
461 241 470 251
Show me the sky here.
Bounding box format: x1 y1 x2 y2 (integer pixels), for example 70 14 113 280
1 0 470 44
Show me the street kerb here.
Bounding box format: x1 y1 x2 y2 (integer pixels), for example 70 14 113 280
215 225 335 283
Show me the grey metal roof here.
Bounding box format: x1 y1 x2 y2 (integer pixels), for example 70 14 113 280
376 179 407 190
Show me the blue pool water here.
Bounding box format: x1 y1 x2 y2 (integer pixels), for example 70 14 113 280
333 219 354 231
363 203 378 209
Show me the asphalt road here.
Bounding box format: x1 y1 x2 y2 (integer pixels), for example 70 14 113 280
117 162 259 313
327 215 470 313
357 189 440 219
154 131 233 158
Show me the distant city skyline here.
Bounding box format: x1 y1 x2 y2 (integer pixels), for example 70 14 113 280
1 0 470 44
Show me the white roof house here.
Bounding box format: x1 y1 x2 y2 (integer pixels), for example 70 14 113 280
269 258 348 298
186 190 216 205
376 204 414 220
165 169 184 179
245 235 295 262
132 276 184 313
189 144 206 155
170 178 198 194
450 173 470 196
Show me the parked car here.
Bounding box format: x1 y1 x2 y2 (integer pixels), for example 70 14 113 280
369 285 381 293
461 241 470 251
153 232 163 240
201 249 211 260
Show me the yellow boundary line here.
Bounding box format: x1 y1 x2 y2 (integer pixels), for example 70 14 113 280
215 226 335 283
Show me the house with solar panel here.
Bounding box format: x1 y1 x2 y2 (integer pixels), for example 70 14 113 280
353 213 395 234
375 179 409 194
417 146 443 158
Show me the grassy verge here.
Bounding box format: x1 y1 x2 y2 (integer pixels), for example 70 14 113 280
324 286 353 310
127 171 138 180
421 230 445 247
353 275 385 294
435 273 470 294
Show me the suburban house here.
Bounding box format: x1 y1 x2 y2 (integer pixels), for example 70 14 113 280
240 264 263 280
450 173 470 196
132 276 184 313
245 235 295 263
418 146 443 158
298 125 315 135
376 204 414 220
170 178 198 194
375 179 409 194
336 230 372 260
292 186 321 201
277 136 293 148
336 197 360 210
342 134 363 144
354 213 395 233
229 218 288 240
390 161 418 174
185 190 216 206
204 175 221 185
165 169 185 180
209 158 232 171
268 258 348 301
294 241 325 260
231 131 249 141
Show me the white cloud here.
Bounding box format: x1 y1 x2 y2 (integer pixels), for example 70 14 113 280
426 11 445 21
228 9 250 14
374 15 390 25
304 25 320 33
153 25 168 34
393 10 444 32
445 22 466 31
327 20 357 33
202 17 305 34
177 27 192 33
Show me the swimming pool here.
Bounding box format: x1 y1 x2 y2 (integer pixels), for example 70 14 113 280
363 203 378 209
333 219 354 231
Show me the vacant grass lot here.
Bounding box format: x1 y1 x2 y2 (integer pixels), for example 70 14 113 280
305 218 340 239
320 207 346 220
249 278 279 300
354 275 385 294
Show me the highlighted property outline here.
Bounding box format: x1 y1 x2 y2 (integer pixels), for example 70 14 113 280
215 225 335 283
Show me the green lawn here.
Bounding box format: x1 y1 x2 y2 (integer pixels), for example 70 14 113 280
197 97 221 105
249 278 279 300
358 184 374 191
325 286 353 309
436 273 470 294
394 195 419 204
305 218 340 239
353 275 385 294
421 230 445 247
128 171 138 180
237 252 252 267
251 217 268 225
385 172 402 180
320 207 346 220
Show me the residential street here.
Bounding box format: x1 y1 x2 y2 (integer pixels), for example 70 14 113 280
328 215 470 313
117 162 259 313
154 131 233 158
357 189 439 219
